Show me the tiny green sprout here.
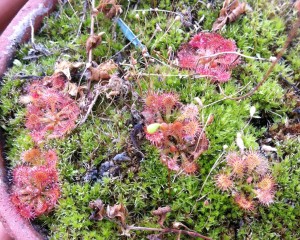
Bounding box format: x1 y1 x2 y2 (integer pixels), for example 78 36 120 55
146 123 161 134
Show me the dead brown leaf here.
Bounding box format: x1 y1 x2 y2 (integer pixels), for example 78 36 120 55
151 206 171 227
64 82 80 96
54 61 85 80
86 32 105 54
96 0 122 19
87 60 118 81
63 82 87 97
212 0 247 32
107 204 127 226
89 199 106 221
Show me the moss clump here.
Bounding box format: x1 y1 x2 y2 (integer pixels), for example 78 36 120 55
0 0 300 239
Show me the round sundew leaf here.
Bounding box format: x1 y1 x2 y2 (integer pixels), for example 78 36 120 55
146 123 161 134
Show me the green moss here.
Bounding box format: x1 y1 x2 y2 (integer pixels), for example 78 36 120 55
46 183 119 240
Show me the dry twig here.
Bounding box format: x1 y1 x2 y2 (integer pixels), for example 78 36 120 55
126 225 212 240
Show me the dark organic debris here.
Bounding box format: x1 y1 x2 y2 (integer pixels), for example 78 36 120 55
113 152 131 162
83 167 99 183
179 8 193 28
130 123 144 150
293 108 300 115
104 74 132 98
83 152 134 183
269 122 300 140
23 43 51 60
280 74 300 96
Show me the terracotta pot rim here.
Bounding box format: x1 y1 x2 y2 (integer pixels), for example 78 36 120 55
0 0 58 239
0 0 58 80
0 0 29 33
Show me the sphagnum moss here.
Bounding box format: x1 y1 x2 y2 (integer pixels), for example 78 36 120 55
0 0 299 239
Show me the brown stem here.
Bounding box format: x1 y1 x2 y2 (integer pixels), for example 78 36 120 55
87 0 95 93
126 225 212 240
167 167 171 201
231 15 300 101
88 0 95 63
